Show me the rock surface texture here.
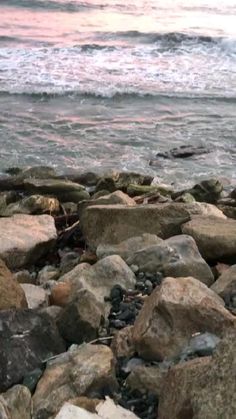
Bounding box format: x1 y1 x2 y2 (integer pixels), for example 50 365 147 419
0 259 28 310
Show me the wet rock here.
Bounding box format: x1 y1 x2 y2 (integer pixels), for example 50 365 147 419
183 216 236 260
97 234 163 261
133 276 235 361
126 365 167 397
24 178 90 203
211 264 236 302
59 255 136 306
57 289 104 345
173 178 223 204
111 326 135 358
158 330 236 419
0 259 28 310
32 344 118 419
0 214 57 269
0 309 66 392
1 195 60 216
20 284 48 309
127 235 214 286
155 145 210 159
0 385 31 419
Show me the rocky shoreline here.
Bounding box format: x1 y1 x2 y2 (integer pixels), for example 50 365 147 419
0 165 236 418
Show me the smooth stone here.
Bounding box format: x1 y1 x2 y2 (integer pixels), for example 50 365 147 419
183 217 236 260
20 284 48 309
0 309 66 392
0 259 28 310
0 214 57 269
133 276 235 361
186 332 220 357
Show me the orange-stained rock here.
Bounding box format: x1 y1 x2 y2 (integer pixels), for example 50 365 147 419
50 282 72 307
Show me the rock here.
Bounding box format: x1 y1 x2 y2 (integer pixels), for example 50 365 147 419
126 184 172 197
59 251 80 275
20 284 48 309
0 259 28 310
183 216 236 260
0 191 19 215
126 365 167 397
97 234 163 261
57 289 104 345
173 178 223 204
95 177 116 193
158 330 236 419
37 265 60 285
155 145 210 159
13 270 36 284
50 282 72 307
32 344 118 419
81 203 225 250
79 191 136 215
0 385 31 419
23 369 43 393
180 332 220 359
0 309 66 392
115 172 153 189
63 171 99 187
40 305 63 322
127 235 214 286
217 204 236 219
24 178 90 203
1 195 60 216
0 214 57 269
80 251 98 265
133 276 235 361
0 166 58 192
111 326 135 358
59 255 136 305
174 192 196 203
67 396 101 412
211 264 236 302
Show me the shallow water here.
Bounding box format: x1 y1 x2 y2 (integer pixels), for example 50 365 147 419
0 0 236 185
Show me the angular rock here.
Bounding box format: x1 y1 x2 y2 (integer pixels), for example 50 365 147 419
183 216 236 260
79 191 136 215
0 309 66 392
126 365 167 397
1 195 60 216
211 264 236 301
59 255 136 305
50 282 72 307
57 289 104 345
97 234 163 261
173 178 223 204
0 385 31 419
0 259 28 310
0 214 57 269
81 203 225 250
133 276 235 361
127 235 214 286
158 330 236 419
20 284 48 309
24 178 90 203
32 344 118 419
111 326 135 358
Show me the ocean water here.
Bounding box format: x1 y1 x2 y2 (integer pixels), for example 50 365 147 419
0 0 236 185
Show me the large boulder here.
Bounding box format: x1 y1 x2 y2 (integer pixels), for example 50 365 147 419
58 255 136 305
126 235 214 286
133 277 235 361
158 330 236 419
0 309 66 392
0 259 27 310
97 234 163 261
0 214 57 269
32 344 118 419
81 203 225 250
0 385 31 419
211 264 236 302
24 178 90 203
183 217 236 260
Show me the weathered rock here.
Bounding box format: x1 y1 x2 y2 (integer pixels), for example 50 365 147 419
133 276 235 361
59 256 136 305
183 216 236 260
0 385 31 419
37 265 60 285
126 235 214 286
24 178 90 203
20 284 48 309
0 259 28 310
126 365 167 397
0 214 57 269
1 195 60 216
57 289 104 345
126 184 172 197
62 171 99 187
158 330 236 419
81 203 225 250
13 270 36 284
0 191 19 215
217 204 236 219
0 309 66 392
111 326 135 358
95 177 116 193
59 251 80 275
211 264 236 301
97 234 163 261
155 145 210 159
50 282 72 307
79 190 136 215
40 305 62 322
0 166 58 192
173 178 223 204
67 396 101 412
32 344 118 419
115 172 153 189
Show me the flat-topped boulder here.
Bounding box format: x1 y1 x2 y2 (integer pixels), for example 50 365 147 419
81 203 225 250
0 214 57 269
183 217 236 260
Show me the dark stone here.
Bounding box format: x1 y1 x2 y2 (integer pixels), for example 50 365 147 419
172 178 223 204
23 368 43 392
155 145 210 159
0 309 66 392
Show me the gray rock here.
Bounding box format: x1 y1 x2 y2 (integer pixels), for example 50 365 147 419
0 214 57 269
127 235 214 286
0 309 66 392
20 284 49 309
0 385 31 419
211 265 236 301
